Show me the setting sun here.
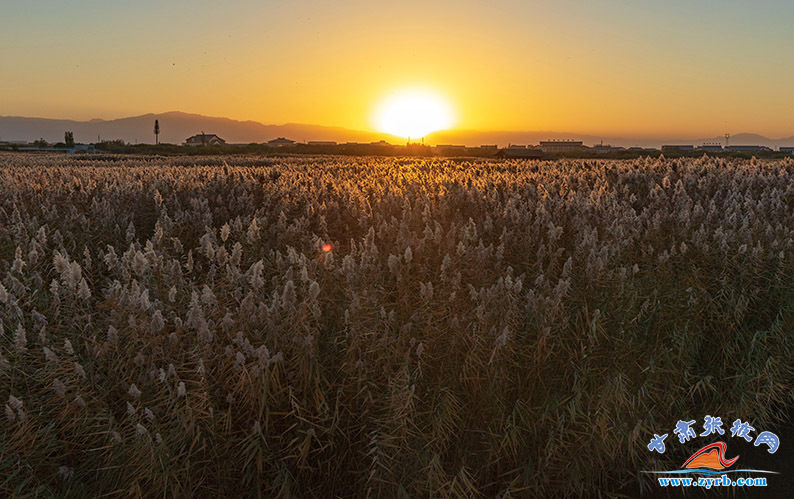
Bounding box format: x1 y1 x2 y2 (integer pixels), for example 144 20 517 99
373 88 454 140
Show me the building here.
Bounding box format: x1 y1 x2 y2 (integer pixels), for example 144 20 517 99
436 144 467 152
369 140 391 146
436 145 468 156
661 145 694 151
184 134 226 146
266 137 295 147
726 145 772 152
479 144 498 151
592 144 624 154
507 144 527 150
499 147 543 159
71 144 97 153
697 144 723 152
539 140 584 153
307 141 336 146
780 147 794 155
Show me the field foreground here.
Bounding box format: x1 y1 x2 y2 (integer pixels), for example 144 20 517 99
1 153 793 496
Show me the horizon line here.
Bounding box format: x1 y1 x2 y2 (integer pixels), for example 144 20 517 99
2 111 794 144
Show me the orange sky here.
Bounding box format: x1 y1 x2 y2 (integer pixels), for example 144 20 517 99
2 1 794 138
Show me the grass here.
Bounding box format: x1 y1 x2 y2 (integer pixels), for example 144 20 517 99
0 153 793 496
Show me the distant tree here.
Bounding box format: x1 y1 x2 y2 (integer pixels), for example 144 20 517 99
200 130 206 146
64 131 75 147
33 138 48 148
154 120 160 145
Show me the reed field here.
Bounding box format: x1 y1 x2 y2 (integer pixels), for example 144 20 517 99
1 153 793 497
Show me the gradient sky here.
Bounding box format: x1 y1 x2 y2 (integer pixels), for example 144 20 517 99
2 0 794 138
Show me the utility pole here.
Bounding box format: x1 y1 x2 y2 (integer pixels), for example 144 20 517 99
154 119 160 145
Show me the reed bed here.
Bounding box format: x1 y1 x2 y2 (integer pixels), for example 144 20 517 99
1 153 793 496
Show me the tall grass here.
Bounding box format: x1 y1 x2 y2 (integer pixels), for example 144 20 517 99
1 153 793 496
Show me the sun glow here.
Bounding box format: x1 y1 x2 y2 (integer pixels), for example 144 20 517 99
373 88 455 140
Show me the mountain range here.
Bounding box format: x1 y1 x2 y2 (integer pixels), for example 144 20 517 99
2 111 794 149
0 112 393 146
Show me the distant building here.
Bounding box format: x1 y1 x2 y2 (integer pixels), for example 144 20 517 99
71 144 97 153
499 147 543 159
726 145 771 152
436 144 467 151
507 144 527 150
307 141 336 146
266 137 295 147
661 145 694 151
369 140 390 146
697 144 723 152
592 144 624 154
539 140 584 153
184 134 226 146
780 147 794 155
479 144 498 151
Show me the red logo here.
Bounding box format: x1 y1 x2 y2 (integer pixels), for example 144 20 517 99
681 442 738 470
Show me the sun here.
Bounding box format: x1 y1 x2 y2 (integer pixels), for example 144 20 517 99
373 88 455 140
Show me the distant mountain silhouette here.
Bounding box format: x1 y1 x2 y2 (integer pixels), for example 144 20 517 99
0 111 396 145
2 111 793 148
